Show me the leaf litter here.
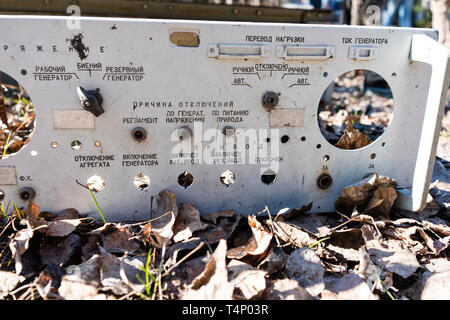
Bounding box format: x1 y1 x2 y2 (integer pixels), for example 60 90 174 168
0 168 449 300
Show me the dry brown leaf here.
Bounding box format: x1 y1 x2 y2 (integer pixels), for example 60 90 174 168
53 208 81 221
335 173 397 216
40 234 81 266
35 264 64 299
257 247 287 275
226 215 272 261
201 210 236 224
266 219 312 247
148 190 178 247
81 234 101 261
58 254 102 300
173 203 208 243
285 247 325 297
264 279 315 300
322 272 376 300
9 219 34 276
0 271 23 299
363 186 397 218
228 259 267 299
45 219 82 237
101 225 139 254
99 246 132 295
335 121 372 150
279 202 313 221
183 239 233 300
406 271 450 300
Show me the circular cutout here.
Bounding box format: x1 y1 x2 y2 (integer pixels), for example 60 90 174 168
301 136 306 142
132 127 147 142
317 69 393 150
370 153 376 160
281 135 289 144
261 169 277 185
133 173 150 191
316 144 321 149
87 175 105 192
220 170 235 187
323 155 330 161
0 70 36 160
178 171 194 188
317 173 333 189
71 140 82 150
51 142 58 148
0 190 4 201
95 141 102 147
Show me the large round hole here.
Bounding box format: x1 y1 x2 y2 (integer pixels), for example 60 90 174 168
220 170 235 187
261 169 277 185
178 171 194 189
317 70 393 150
71 140 82 150
0 189 5 201
87 175 105 192
133 173 150 191
0 71 36 160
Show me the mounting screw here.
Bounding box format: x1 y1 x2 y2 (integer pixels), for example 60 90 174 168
262 91 279 109
317 173 333 190
19 187 36 201
132 127 147 142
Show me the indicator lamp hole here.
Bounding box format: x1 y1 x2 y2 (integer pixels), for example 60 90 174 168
281 135 290 143
133 173 151 191
95 141 102 147
316 144 322 149
132 127 147 142
51 142 58 148
370 153 376 159
317 173 333 189
220 170 235 187
323 155 330 161
261 169 277 185
301 136 306 141
178 171 194 189
0 190 4 201
71 140 82 150
21 69 27 75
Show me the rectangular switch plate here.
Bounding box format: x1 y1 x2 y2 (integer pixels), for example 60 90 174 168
0 16 449 221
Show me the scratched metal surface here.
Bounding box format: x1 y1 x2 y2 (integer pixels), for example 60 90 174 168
0 16 440 220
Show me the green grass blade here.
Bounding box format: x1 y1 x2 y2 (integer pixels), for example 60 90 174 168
88 188 106 224
12 202 22 221
2 131 13 159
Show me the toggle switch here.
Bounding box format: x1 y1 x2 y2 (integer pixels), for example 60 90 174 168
77 86 104 117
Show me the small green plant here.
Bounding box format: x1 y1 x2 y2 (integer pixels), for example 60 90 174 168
12 202 22 221
2 130 12 159
375 273 396 301
136 248 158 297
309 237 330 248
88 188 106 224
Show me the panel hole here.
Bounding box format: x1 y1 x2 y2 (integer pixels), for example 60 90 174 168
301 136 306 141
381 142 386 147
95 141 101 147
87 175 105 192
317 173 333 189
318 69 393 150
132 127 147 142
71 140 82 150
316 144 321 149
51 142 58 148
220 170 235 187
133 173 150 191
178 171 194 188
0 190 4 201
261 169 277 185
281 135 289 143
0 70 36 160
370 153 376 159
266 137 271 143
323 155 330 161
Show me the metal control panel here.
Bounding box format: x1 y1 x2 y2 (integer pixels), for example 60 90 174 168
0 16 449 220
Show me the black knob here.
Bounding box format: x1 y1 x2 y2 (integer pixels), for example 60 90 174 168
262 91 279 109
77 86 104 117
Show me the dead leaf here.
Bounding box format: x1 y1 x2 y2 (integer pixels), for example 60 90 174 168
40 233 81 266
266 219 312 247
363 186 397 218
335 121 372 150
99 246 132 295
322 272 376 300
264 279 314 300
226 215 272 262
257 247 287 275
279 202 313 221
0 271 22 299
149 190 178 247
35 264 64 299
201 210 236 224
406 271 450 300
183 239 233 300
228 259 267 299
285 247 325 297
9 219 34 276
81 234 100 261
335 173 397 216
58 254 102 300
101 225 139 254
54 208 81 220
45 219 82 237
173 203 208 243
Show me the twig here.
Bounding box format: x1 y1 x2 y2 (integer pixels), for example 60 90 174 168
157 242 166 300
265 206 281 247
162 241 205 277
